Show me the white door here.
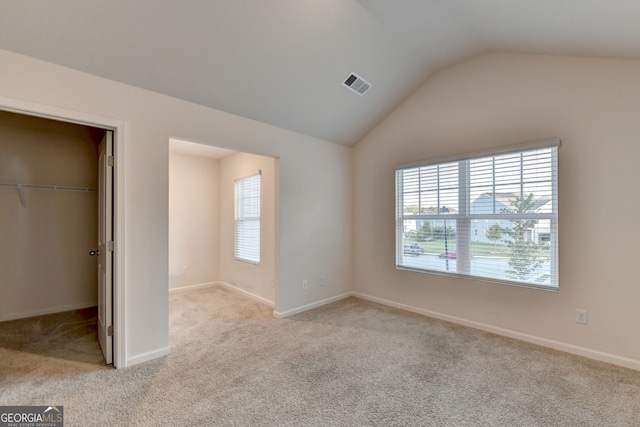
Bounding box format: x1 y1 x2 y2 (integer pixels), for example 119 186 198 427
97 130 113 364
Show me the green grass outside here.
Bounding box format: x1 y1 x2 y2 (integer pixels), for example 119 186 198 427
404 238 548 258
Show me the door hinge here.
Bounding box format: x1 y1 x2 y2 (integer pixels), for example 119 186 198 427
107 156 115 167
107 241 114 251
107 325 114 336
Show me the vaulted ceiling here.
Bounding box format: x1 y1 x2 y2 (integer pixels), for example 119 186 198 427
1 1 639 146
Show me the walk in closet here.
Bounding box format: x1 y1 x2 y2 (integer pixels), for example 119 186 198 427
0 110 105 321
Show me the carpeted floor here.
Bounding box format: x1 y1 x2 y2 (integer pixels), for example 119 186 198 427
1 286 639 426
0 307 109 385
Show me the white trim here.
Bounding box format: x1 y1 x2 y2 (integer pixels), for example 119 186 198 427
217 281 275 308
396 138 561 170
0 95 127 369
169 282 217 294
0 96 123 129
0 301 98 322
126 346 171 367
112 122 126 370
396 266 559 292
351 292 640 372
168 281 275 310
273 293 352 318
172 283 640 370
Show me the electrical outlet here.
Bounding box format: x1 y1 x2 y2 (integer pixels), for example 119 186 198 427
576 309 588 325
182 267 187 276
320 276 326 286
270 277 275 288
302 280 308 290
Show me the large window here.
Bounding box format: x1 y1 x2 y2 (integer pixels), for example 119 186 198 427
234 172 261 264
396 139 559 290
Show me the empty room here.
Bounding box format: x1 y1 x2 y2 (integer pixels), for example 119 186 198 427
0 1 639 425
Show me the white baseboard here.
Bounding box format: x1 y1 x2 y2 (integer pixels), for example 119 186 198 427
157 284 640 371
0 301 98 322
352 292 640 372
126 346 171 368
217 281 275 308
273 293 353 319
169 282 217 294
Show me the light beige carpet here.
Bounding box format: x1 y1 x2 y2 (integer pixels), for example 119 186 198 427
0 307 109 385
1 287 639 426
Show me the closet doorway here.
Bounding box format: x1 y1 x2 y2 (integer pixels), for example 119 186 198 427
0 110 115 365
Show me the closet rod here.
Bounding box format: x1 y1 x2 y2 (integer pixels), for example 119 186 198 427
0 182 97 192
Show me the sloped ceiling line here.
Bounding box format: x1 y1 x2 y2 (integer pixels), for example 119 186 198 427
1 0 640 146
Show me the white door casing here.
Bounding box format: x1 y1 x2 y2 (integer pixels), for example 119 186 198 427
97 130 113 364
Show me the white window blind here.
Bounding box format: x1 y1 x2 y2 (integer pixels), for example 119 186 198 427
234 172 261 264
395 139 559 290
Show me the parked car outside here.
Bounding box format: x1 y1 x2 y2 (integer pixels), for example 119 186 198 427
404 244 424 256
438 250 457 259
438 250 472 259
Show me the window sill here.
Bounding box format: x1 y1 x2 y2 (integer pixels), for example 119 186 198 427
396 265 559 292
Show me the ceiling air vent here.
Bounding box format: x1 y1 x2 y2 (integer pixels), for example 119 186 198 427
342 72 372 96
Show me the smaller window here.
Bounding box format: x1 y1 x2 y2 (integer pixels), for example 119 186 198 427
234 173 261 264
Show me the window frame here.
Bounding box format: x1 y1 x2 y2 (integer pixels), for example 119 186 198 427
234 172 261 264
395 139 559 291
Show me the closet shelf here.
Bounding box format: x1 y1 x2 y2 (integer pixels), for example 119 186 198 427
0 182 98 208
0 182 97 192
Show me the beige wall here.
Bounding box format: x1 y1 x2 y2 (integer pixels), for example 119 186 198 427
0 111 101 320
168 152 220 290
353 53 640 366
219 152 276 304
0 48 353 365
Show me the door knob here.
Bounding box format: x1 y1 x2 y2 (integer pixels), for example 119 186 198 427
89 250 101 256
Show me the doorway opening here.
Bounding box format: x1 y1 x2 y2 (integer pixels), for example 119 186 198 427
168 138 279 315
0 102 124 368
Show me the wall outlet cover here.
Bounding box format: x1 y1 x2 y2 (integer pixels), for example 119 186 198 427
576 309 588 325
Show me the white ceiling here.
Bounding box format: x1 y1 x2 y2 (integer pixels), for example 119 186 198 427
1 0 640 146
